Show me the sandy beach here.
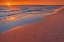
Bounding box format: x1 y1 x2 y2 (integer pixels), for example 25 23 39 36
0 8 64 42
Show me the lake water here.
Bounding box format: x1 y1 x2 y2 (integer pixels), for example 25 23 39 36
0 5 63 32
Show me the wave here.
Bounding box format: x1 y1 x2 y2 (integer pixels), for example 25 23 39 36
0 6 63 25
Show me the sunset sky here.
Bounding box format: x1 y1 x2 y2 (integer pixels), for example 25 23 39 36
0 0 64 5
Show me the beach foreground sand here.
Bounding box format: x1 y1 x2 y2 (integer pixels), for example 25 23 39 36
0 8 64 42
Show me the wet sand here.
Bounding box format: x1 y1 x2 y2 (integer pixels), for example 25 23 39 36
0 8 64 42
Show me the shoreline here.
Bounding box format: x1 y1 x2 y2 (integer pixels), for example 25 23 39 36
2 7 64 33
0 6 64 42
1 7 64 33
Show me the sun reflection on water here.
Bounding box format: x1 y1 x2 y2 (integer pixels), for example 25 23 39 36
10 16 15 20
5 16 16 23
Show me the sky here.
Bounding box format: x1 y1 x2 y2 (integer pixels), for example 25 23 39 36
0 0 64 5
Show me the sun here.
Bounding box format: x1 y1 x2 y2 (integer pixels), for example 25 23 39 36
8 3 10 5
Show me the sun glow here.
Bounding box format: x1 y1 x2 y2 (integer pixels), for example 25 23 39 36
8 3 10 5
